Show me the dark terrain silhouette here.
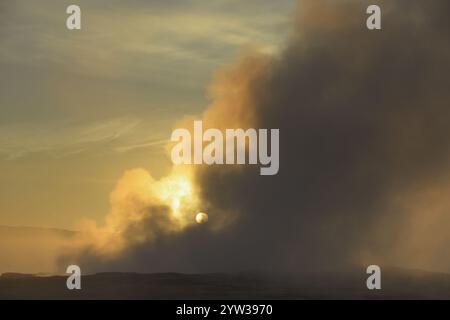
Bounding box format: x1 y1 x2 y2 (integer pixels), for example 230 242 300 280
1 268 449 299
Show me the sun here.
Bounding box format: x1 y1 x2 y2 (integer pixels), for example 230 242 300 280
195 212 208 224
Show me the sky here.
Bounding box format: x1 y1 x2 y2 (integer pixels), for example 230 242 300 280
1 0 450 276
0 0 294 229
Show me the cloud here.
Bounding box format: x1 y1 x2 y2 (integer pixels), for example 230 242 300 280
61 0 450 274
57 166 205 268
0 0 292 80
0 0 293 164
193 0 450 273
0 117 144 159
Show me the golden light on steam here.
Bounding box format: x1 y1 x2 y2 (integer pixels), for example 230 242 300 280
157 174 192 213
70 167 202 258
154 167 200 222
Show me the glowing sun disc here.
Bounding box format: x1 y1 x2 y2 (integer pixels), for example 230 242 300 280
195 212 208 224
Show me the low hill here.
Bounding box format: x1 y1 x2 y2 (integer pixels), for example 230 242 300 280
1 268 449 299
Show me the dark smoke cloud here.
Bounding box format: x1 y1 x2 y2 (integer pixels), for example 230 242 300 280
74 0 450 274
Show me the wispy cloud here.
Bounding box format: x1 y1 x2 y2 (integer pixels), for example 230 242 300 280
114 138 168 153
0 0 293 80
0 117 148 159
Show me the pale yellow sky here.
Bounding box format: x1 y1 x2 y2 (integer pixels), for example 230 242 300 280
0 0 294 229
